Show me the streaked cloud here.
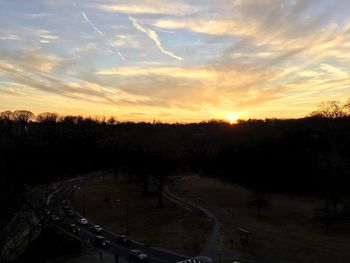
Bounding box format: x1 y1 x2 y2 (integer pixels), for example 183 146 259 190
129 17 183 61
112 35 140 49
89 0 199 16
37 30 59 44
96 67 215 79
0 34 21 41
80 11 125 60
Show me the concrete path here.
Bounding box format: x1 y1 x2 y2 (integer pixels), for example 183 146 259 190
164 186 241 261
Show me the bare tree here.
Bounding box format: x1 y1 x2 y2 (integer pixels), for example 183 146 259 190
0 111 13 121
13 110 34 123
310 100 349 216
0 111 14 133
310 100 350 120
107 116 117 125
36 112 59 123
12 110 34 136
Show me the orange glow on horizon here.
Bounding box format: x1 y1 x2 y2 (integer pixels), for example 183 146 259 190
226 113 239 124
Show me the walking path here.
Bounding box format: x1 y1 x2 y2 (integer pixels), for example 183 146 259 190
164 186 240 261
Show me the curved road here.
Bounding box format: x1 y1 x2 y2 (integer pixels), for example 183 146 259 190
164 186 240 261
50 174 189 263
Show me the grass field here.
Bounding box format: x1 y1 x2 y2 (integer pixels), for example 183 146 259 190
169 176 350 263
71 175 212 256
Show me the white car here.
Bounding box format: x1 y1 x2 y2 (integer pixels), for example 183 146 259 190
129 249 148 262
90 225 103 233
78 218 88 225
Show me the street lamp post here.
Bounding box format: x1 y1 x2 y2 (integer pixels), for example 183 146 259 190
83 187 86 214
126 199 129 235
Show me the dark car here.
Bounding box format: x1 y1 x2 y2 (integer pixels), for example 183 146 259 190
116 235 130 246
51 214 61 223
69 224 80 235
90 225 103 233
94 235 110 248
66 209 74 217
78 218 88 225
129 249 148 262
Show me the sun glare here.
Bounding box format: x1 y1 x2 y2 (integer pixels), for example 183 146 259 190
227 114 239 124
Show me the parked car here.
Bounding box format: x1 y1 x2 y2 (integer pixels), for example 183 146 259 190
116 234 130 245
69 224 80 235
66 209 74 217
51 214 61 223
129 249 148 262
94 235 110 248
78 218 88 225
90 225 103 233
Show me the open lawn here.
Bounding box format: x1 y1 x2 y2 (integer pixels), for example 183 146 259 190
169 176 350 263
71 175 212 256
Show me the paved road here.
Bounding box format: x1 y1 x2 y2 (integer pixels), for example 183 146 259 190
164 186 240 261
50 174 189 263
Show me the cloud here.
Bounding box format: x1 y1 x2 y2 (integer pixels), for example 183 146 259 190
129 17 183 61
112 35 140 49
81 12 125 60
89 0 199 16
81 12 104 37
71 43 98 54
153 18 259 36
0 46 61 73
96 66 215 79
36 30 59 43
95 63 281 111
0 34 21 41
0 57 159 108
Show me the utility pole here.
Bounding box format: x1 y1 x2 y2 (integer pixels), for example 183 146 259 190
83 187 86 214
126 199 129 235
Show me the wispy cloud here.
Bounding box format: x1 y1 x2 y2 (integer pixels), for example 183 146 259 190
96 66 215 79
129 17 183 61
37 29 59 44
81 12 125 60
89 0 199 16
81 12 104 37
0 34 21 41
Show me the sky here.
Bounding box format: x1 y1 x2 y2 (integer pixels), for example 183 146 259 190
1 0 350 122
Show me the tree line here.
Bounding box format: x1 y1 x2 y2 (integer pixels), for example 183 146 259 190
1 101 350 226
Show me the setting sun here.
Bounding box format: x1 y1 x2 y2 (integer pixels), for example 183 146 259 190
227 113 239 124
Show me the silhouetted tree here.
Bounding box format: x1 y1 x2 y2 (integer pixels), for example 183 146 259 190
36 112 59 123
310 101 350 215
0 110 13 121
12 110 34 136
13 110 34 123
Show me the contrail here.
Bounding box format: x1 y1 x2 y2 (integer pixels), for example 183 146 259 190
71 3 125 61
129 16 183 61
81 12 105 37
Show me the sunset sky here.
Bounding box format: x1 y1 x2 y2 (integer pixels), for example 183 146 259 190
1 0 350 122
